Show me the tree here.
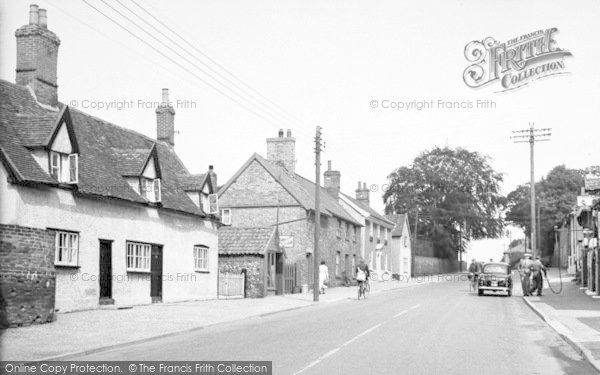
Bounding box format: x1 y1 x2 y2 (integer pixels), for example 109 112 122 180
505 165 584 255
383 147 505 258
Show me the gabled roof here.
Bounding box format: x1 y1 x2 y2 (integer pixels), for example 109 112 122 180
219 153 361 226
385 214 409 237
340 192 395 227
0 79 209 218
218 227 279 255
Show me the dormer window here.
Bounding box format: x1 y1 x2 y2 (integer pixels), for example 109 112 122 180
201 192 209 213
141 177 161 203
49 151 78 184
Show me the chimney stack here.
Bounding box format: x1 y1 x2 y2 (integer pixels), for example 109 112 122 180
266 129 296 174
324 160 341 198
208 165 217 192
15 4 61 107
356 181 370 206
156 88 175 147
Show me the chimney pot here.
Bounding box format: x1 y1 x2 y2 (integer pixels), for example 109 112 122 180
29 4 39 25
278 129 284 138
209 165 214 171
38 8 47 28
363 182 367 189
327 160 332 171
286 129 292 137
162 88 169 104
357 181 361 189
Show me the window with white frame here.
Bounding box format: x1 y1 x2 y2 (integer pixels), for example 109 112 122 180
126 242 151 272
49 151 78 184
194 245 209 272
141 178 161 203
221 209 231 225
54 231 79 266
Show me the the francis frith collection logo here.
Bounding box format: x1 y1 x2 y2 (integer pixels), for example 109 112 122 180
463 28 572 92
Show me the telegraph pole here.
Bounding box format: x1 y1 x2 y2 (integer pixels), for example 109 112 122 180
313 126 323 302
511 122 551 257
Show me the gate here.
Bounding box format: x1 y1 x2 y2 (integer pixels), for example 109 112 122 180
284 263 298 293
218 273 245 299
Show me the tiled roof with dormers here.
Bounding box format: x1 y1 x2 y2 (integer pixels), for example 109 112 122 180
0 79 210 218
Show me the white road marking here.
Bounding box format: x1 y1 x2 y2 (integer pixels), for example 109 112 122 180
394 310 408 318
410 303 422 310
292 323 382 374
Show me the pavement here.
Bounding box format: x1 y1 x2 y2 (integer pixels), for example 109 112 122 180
0 273 451 362
68 271 594 374
521 268 600 373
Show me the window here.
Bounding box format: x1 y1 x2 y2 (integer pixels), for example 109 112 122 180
404 235 409 247
201 193 209 213
336 220 342 238
221 209 231 225
194 245 209 272
126 242 151 272
141 178 161 203
55 231 79 266
335 251 341 276
345 223 350 241
49 151 78 184
368 221 373 242
352 255 356 276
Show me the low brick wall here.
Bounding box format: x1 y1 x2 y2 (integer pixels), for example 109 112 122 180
219 255 265 298
0 224 56 328
413 255 459 276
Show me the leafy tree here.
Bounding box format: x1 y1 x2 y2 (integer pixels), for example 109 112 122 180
383 147 505 258
505 165 584 255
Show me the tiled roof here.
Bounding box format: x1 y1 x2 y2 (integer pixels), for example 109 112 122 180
178 173 208 191
220 153 362 226
385 214 408 236
0 79 208 217
219 227 277 255
341 193 395 227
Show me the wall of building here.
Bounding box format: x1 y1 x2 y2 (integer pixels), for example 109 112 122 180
363 219 393 274
0 224 56 327
219 255 265 298
0 163 218 313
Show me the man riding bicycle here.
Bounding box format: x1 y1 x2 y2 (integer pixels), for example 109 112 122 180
468 258 481 292
356 258 370 300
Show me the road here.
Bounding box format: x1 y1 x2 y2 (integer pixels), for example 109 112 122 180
73 272 596 374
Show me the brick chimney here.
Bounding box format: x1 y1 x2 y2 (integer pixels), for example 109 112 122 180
266 129 295 174
324 160 341 198
15 4 61 107
356 181 370 205
208 165 217 192
156 88 175 147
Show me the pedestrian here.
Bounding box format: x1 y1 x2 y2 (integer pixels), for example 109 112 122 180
468 258 481 292
319 260 329 294
529 255 547 296
519 253 534 296
356 258 371 300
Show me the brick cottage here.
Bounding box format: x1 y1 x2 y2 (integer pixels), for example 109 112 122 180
218 130 363 292
0 5 219 327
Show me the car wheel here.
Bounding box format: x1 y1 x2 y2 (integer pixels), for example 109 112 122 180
478 290 483 296
507 289 512 297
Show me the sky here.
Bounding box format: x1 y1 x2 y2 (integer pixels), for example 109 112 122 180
2 0 599 262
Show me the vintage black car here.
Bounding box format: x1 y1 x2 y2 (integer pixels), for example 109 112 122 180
478 262 512 297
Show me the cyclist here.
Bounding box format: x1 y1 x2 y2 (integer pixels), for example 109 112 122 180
356 258 370 300
468 258 481 292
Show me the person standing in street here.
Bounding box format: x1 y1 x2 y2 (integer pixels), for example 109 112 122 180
319 260 329 294
530 255 547 296
519 253 534 296
468 258 481 292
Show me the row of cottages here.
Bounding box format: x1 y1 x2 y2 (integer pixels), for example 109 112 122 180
218 130 407 294
0 6 219 327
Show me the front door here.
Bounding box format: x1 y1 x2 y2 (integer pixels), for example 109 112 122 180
150 245 163 302
99 240 112 302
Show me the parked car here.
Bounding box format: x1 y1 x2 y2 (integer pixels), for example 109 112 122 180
478 262 512 297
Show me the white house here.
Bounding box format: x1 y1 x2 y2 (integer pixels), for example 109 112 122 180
0 5 219 327
385 214 412 276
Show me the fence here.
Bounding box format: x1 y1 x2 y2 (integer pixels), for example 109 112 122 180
218 272 245 299
284 263 298 293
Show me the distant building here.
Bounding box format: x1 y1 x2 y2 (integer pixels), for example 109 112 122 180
385 214 412 276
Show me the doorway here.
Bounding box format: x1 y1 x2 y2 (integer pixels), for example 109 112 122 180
99 240 113 304
150 245 163 302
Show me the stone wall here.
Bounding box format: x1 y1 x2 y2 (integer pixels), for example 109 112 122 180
0 224 56 328
413 255 459 276
219 255 265 298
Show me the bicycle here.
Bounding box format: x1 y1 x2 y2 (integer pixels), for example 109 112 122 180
469 272 478 293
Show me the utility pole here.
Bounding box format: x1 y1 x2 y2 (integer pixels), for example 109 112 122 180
511 122 551 258
313 126 323 302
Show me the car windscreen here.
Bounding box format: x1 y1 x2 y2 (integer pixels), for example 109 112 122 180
483 264 508 274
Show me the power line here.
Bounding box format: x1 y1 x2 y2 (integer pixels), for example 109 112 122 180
128 0 304 128
113 0 305 130
81 0 290 133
